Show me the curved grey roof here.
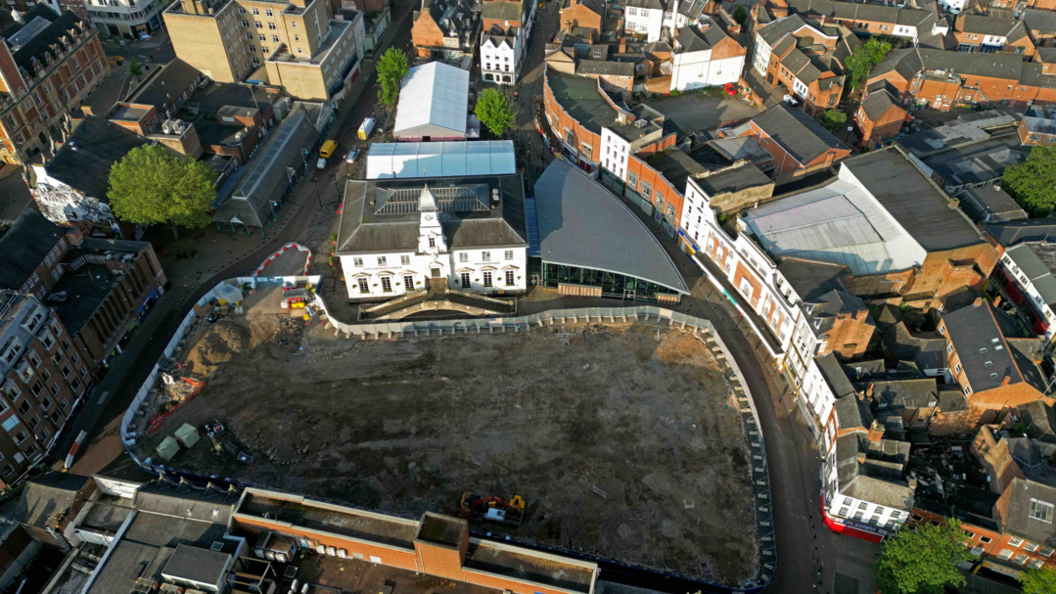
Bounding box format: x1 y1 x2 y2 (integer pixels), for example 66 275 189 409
534 160 689 294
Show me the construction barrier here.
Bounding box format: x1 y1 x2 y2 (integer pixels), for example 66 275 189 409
121 280 775 591
252 242 312 276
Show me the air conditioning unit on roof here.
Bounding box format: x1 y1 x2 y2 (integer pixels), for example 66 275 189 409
158 584 184 594
130 579 157 594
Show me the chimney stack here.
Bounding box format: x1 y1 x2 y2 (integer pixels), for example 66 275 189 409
619 36 626 54
974 297 984 308
1002 374 1011 387
866 383 875 399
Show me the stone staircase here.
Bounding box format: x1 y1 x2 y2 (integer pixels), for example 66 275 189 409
359 283 516 320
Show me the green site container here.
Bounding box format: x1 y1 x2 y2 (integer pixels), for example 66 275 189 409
156 436 180 461
174 423 200 448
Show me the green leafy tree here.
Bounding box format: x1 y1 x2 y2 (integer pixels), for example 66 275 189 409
733 5 748 24
377 47 409 105
108 145 216 237
1003 145 1056 216
817 109 847 131
1020 566 1056 594
845 38 892 89
475 88 514 137
875 520 971 594
129 57 142 78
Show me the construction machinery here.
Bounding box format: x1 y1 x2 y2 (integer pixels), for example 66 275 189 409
460 492 525 526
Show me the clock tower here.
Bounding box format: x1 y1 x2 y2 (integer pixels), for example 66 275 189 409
418 185 448 256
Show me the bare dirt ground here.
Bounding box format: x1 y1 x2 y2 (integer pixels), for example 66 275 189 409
133 294 758 584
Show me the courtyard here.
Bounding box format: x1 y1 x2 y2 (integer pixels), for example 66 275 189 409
131 288 758 584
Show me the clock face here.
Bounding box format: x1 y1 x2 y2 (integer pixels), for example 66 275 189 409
424 214 434 221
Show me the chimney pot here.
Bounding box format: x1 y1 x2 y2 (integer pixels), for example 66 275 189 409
974 297 984 307
1002 375 1011 387
867 383 874 398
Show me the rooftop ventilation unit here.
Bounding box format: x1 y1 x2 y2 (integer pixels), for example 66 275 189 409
130 579 158 594
634 119 648 128
158 584 184 594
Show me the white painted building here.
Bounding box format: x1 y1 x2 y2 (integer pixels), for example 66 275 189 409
996 244 1056 344
623 0 708 42
336 175 529 300
669 23 745 92
480 0 535 85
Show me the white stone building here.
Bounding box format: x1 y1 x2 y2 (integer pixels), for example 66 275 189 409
669 23 745 92
623 0 708 42
480 0 535 85
336 174 529 300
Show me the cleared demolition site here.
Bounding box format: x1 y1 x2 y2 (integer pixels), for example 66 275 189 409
130 287 758 584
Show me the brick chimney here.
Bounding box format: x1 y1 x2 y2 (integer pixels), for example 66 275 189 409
1002 374 1012 387
855 309 869 322
867 419 884 444
619 36 626 54
866 382 875 399
993 295 1002 308
974 297 984 308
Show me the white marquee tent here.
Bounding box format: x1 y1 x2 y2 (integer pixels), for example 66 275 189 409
393 61 470 140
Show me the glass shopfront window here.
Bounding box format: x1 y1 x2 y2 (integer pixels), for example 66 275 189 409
539 262 681 303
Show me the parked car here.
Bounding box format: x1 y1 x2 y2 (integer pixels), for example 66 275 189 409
319 140 338 158
345 149 359 164
108 55 125 65
317 157 327 169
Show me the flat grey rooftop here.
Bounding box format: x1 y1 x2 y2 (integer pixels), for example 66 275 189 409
236 492 419 549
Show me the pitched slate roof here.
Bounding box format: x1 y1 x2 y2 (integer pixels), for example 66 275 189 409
1020 400 1056 444
749 104 848 165
842 148 983 252
2 472 88 528
337 174 528 254
1004 242 1056 306
865 378 939 410
942 299 1026 393
986 218 1056 247
835 433 915 509
576 59 635 77
481 0 526 22
959 186 1027 224
956 15 1026 41
818 353 858 399
0 205 65 290
128 58 203 112
44 116 166 201
1024 9 1056 34
2 6 87 76
757 14 824 47
860 89 903 121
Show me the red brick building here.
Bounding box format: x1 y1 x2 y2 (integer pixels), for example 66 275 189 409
937 298 1050 410
868 48 1056 112
559 0 604 34
0 207 168 374
542 67 688 232
0 6 110 165
854 82 907 147
232 488 600 594
0 294 91 486
412 0 480 59
717 104 851 179
952 15 1034 57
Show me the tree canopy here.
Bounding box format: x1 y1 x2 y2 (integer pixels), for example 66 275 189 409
846 38 892 89
1020 566 1056 594
475 88 515 137
817 109 847 132
377 47 409 105
108 144 216 230
875 520 971 594
1003 145 1056 217
733 5 748 24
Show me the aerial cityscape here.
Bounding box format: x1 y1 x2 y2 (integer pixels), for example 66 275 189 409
0 0 1055 591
